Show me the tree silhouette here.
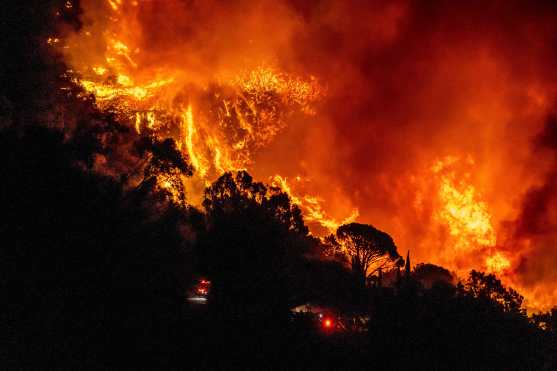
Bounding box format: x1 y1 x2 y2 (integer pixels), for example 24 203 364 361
1 126 195 369
198 171 311 323
368 269 545 370
331 223 402 287
462 270 525 314
413 263 454 288
532 307 557 369
133 136 193 205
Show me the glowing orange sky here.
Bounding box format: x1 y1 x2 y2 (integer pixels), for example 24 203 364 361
60 0 557 311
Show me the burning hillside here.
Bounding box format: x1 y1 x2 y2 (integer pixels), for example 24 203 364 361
56 0 354 229
50 0 557 311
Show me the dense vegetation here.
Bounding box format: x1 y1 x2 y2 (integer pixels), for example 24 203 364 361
2 2 557 370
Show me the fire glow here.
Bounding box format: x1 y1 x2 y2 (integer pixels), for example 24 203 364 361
56 0 557 311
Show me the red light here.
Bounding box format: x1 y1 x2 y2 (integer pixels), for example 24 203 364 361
324 319 332 328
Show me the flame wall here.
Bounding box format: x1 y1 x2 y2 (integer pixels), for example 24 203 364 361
61 0 557 311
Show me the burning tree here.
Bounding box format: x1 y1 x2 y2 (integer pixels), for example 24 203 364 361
133 136 193 206
330 223 402 287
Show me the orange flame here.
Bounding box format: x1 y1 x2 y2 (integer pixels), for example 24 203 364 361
52 0 557 312
57 0 348 230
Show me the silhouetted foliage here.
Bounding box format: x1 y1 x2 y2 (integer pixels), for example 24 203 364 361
198 171 311 324
0 0 82 128
329 222 402 287
1 127 194 369
367 270 544 371
3 126 555 370
532 307 557 370
413 262 454 288
463 269 525 314
134 137 192 177
132 136 193 205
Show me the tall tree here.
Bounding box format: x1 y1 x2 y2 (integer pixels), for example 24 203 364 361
332 222 402 287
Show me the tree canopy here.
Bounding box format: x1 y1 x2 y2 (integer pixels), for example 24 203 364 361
198 171 312 323
413 263 454 288
330 222 402 286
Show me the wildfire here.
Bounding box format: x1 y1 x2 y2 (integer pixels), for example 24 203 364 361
433 157 497 250
431 156 514 277
271 175 359 232
58 0 334 225
485 252 511 273
51 0 557 311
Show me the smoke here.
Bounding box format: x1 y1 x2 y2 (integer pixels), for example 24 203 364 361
506 116 557 308
65 0 304 84
62 0 557 310
277 0 557 309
